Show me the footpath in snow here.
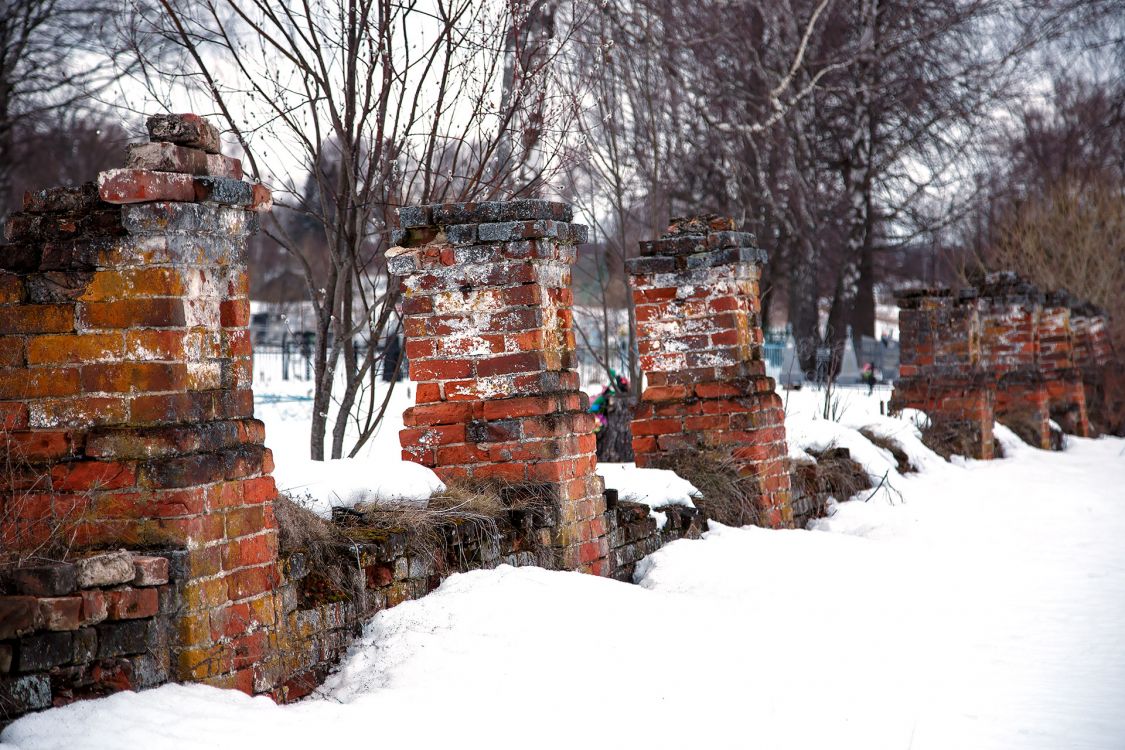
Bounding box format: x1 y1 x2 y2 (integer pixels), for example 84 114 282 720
4 385 1125 750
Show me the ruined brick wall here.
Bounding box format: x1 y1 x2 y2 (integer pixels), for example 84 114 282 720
975 273 1051 448
604 499 705 581
386 201 609 574
0 114 282 719
625 217 792 528
1038 291 1089 436
0 553 174 719
891 288 996 460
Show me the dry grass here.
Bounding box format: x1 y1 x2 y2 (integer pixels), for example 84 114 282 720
652 450 761 527
918 419 988 461
277 478 555 606
790 444 874 525
858 428 916 473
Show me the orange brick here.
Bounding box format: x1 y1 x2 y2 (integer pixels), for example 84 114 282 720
26 333 124 364
0 366 80 399
81 362 187 393
0 336 24 367
0 305 74 335
79 268 186 301
79 299 186 329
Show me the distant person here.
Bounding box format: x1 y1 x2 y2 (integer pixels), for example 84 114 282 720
861 362 877 395
382 332 402 382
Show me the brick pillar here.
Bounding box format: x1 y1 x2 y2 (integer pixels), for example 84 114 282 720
976 272 1051 449
625 216 792 528
1038 290 1090 436
0 114 282 693
1071 301 1117 434
891 288 995 460
387 200 608 575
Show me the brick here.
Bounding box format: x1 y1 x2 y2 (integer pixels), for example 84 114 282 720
38 596 82 630
16 631 72 671
0 304 74 335
105 587 160 620
79 589 108 625
25 333 124 364
147 113 222 153
96 619 150 657
80 362 186 393
0 562 77 597
50 460 136 491
0 596 41 640
132 556 170 586
98 168 196 204
79 298 187 329
76 551 136 588
220 298 250 327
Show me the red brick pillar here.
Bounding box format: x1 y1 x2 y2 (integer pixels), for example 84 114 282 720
976 273 1051 449
891 288 996 460
1038 291 1090 436
625 216 792 528
387 200 608 575
1071 301 1119 434
0 114 281 694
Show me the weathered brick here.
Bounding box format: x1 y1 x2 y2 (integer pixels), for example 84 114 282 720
98 169 196 204
0 596 42 639
147 113 222 154
106 587 160 620
0 562 77 597
38 596 83 630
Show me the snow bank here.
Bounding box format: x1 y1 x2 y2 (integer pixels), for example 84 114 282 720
5 427 1125 749
272 456 445 518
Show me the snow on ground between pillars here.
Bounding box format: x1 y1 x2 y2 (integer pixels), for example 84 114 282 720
272 455 445 518
598 462 699 528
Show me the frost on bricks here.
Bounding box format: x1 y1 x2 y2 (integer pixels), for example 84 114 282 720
626 215 794 529
388 199 609 575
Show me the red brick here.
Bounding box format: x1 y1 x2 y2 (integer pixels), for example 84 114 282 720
106 587 159 620
1 430 74 462
26 333 124 365
0 402 29 430
241 476 278 505
98 168 196 203
226 565 277 601
51 460 136 491
222 533 277 569
79 589 108 625
132 555 170 586
410 359 472 381
38 596 82 630
475 352 543 377
219 299 250 327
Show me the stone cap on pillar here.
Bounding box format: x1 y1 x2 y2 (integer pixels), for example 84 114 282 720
3 114 271 274
972 271 1044 306
626 215 766 274
389 199 587 257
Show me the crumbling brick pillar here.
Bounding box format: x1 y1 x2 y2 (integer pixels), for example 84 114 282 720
891 288 996 460
0 114 282 694
387 200 608 575
1071 301 1119 434
625 217 792 528
976 272 1052 449
1037 290 1090 436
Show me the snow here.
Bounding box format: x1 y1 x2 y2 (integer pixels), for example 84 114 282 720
6 372 1125 749
273 456 445 518
598 462 698 528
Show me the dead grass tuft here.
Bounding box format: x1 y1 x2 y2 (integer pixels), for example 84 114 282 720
858 428 916 473
652 450 760 527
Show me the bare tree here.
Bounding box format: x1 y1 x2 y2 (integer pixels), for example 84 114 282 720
139 0 585 460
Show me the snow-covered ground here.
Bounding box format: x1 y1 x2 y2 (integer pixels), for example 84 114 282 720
5 377 1125 750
